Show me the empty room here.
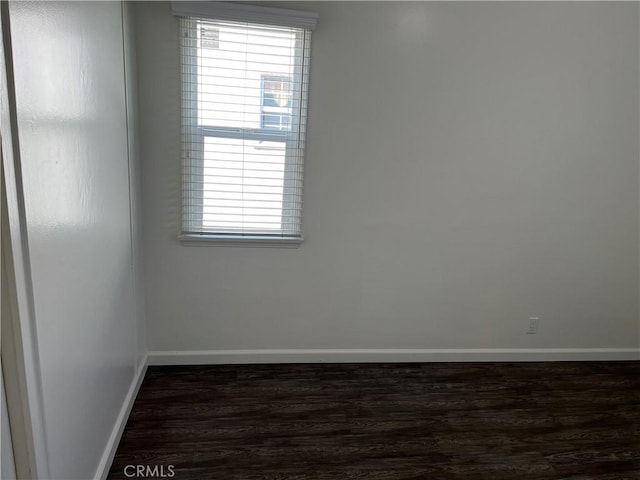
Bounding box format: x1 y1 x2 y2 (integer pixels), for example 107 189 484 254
1 1 639 479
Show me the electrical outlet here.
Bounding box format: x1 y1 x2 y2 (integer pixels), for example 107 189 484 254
527 317 540 334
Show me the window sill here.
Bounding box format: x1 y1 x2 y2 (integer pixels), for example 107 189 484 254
179 234 303 248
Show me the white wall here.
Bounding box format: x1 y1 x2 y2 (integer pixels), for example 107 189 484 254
136 2 639 358
8 1 144 478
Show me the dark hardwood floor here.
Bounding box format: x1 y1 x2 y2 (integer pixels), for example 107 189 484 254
108 362 640 480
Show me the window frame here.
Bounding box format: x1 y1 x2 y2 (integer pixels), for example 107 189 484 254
178 16 311 247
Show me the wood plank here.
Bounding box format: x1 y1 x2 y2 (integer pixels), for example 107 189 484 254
108 362 640 479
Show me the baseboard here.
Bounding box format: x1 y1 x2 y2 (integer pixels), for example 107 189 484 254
94 355 148 480
147 348 640 365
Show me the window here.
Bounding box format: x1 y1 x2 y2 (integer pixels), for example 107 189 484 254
173 2 317 244
261 75 292 131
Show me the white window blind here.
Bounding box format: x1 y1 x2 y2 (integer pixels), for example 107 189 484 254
175 3 316 242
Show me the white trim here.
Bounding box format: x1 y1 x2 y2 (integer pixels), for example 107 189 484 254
179 233 302 247
1 2 50 476
148 348 640 365
94 356 148 480
171 1 318 30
